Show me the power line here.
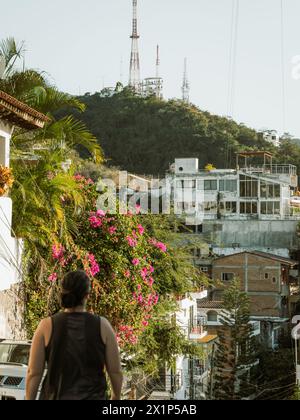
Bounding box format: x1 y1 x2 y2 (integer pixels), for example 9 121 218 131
230 0 240 118
227 0 240 119
227 0 236 117
280 0 286 134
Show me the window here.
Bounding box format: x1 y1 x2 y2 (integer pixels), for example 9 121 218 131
176 202 196 213
260 201 280 215
240 201 258 214
204 180 218 191
207 311 218 322
240 175 258 198
184 180 196 189
222 273 235 282
176 179 196 189
0 344 30 365
197 180 203 190
195 248 202 257
219 179 237 192
204 202 218 213
265 273 269 279
260 182 280 199
200 267 209 273
272 277 277 284
187 225 202 234
220 201 237 214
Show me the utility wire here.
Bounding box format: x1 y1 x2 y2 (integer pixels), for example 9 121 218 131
230 0 240 119
227 0 236 117
280 0 286 134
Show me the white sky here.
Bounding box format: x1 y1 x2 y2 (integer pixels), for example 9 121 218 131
2 0 300 136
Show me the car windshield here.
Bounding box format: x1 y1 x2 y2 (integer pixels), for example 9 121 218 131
0 344 30 365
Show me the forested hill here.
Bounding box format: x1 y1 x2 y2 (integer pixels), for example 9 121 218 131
67 88 300 176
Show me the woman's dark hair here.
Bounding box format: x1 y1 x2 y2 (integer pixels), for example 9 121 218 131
61 271 91 309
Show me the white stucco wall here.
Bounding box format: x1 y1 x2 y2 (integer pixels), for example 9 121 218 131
0 119 23 339
0 121 12 167
0 196 23 292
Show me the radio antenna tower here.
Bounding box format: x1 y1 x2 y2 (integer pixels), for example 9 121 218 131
129 0 141 91
182 57 190 103
156 45 160 78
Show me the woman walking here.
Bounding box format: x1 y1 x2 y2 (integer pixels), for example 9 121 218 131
26 270 123 400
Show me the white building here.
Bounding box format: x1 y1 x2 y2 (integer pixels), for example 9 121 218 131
0 90 49 339
166 289 217 400
167 154 299 257
261 130 280 148
141 77 163 99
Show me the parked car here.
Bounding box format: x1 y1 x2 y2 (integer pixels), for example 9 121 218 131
0 340 31 400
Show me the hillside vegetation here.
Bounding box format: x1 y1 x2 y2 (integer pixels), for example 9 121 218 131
67 87 300 176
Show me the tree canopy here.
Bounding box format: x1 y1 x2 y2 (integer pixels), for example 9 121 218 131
61 87 300 177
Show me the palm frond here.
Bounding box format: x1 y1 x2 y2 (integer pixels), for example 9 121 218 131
23 87 86 115
0 37 25 77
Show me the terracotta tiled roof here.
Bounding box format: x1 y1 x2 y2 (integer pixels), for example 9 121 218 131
0 90 50 129
197 299 223 309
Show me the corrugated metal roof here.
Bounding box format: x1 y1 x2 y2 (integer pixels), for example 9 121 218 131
197 334 218 344
214 250 297 266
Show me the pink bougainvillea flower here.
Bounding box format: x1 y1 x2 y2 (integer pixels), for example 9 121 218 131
126 236 137 247
52 244 65 260
96 209 106 217
156 242 167 252
124 270 131 278
153 294 159 305
142 320 149 327
149 265 155 273
86 253 100 277
89 215 102 229
48 273 58 282
140 267 148 279
135 204 141 214
148 277 154 287
132 258 140 266
137 284 142 291
108 226 117 235
137 224 145 235
74 174 85 182
149 239 167 253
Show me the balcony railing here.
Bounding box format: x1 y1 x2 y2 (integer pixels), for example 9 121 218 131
188 316 207 338
240 164 297 176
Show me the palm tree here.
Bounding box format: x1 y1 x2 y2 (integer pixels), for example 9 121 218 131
0 37 102 162
0 37 102 270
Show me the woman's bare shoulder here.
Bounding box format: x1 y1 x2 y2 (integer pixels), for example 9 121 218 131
34 317 52 338
100 316 113 331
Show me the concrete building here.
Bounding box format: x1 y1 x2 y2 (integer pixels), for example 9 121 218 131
261 130 280 148
167 154 299 257
0 90 49 339
197 251 297 349
169 289 217 400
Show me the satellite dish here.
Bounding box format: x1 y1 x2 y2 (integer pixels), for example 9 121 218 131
0 56 6 79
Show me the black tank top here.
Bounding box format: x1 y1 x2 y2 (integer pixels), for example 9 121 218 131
40 312 107 400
